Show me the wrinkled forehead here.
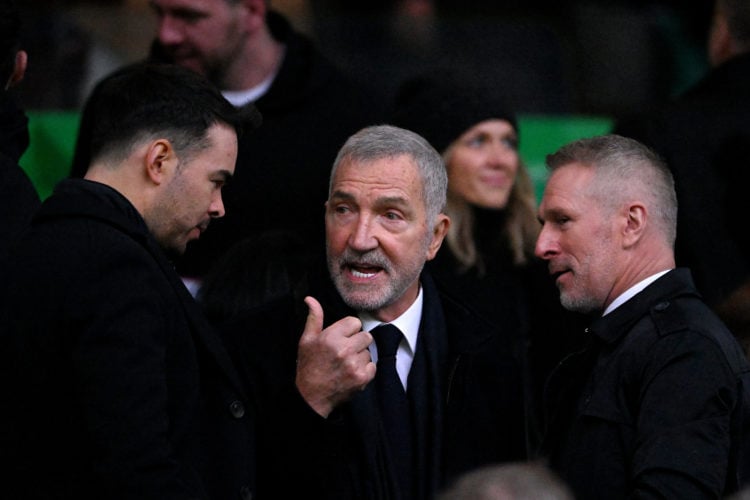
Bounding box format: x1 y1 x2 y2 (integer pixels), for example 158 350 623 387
333 155 421 189
330 156 429 214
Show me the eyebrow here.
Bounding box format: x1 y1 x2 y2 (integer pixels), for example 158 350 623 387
216 169 233 183
376 196 410 209
329 190 354 202
329 190 410 207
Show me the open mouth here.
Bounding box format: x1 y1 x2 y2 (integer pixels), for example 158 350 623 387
347 263 383 280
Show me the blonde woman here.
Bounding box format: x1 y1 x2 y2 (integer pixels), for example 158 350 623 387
392 73 587 447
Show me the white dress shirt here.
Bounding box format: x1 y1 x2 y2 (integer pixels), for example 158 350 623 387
361 286 423 390
602 269 672 316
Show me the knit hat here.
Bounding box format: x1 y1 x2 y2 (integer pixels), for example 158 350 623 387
390 70 518 154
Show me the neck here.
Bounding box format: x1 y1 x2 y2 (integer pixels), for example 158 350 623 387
222 25 285 91
606 246 675 310
85 164 149 217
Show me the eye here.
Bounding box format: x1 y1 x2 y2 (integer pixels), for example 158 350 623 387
466 135 487 148
501 136 519 151
180 11 204 23
210 176 228 189
333 204 351 215
384 211 403 221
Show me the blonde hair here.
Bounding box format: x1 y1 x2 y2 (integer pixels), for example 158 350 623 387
444 155 539 274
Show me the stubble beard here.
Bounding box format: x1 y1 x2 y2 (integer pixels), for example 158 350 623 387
327 246 427 314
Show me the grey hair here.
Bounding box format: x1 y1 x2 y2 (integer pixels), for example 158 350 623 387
546 134 678 246
329 124 448 223
438 462 574 500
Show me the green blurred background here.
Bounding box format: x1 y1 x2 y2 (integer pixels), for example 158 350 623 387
19 112 613 202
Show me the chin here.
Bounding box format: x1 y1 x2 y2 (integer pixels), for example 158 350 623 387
473 196 510 210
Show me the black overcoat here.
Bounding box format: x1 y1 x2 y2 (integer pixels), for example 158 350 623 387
219 266 528 500
0 179 255 500
542 269 750 499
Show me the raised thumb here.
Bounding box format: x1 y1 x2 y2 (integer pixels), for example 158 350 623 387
303 296 324 335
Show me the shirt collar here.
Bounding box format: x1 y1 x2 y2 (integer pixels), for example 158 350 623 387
221 69 277 107
602 269 672 316
360 284 423 356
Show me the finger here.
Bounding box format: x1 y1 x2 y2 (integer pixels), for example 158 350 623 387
349 330 374 352
361 358 377 386
303 296 324 335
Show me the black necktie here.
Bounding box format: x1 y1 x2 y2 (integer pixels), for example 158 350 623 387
372 323 414 498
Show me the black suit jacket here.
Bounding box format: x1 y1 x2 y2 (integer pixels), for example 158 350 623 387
219 266 527 499
0 179 254 500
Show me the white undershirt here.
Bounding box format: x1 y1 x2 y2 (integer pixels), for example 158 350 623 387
221 70 276 107
361 286 423 390
602 269 672 316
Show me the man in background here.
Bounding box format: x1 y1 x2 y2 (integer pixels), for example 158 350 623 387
73 0 381 284
615 0 750 353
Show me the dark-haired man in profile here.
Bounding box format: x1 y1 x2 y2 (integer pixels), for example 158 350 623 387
0 62 261 500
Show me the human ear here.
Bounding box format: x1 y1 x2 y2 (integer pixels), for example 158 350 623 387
239 0 267 31
426 213 450 260
622 203 646 248
6 50 27 89
145 139 176 185
708 5 732 67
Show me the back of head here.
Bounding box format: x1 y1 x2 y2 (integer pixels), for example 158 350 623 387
78 62 261 171
546 134 678 247
390 69 518 154
331 124 448 223
0 0 21 86
439 462 574 500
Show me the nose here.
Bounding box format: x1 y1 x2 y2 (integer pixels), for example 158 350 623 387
348 214 378 252
487 140 518 170
156 16 184 46
535 224 556 260
209 192 225 218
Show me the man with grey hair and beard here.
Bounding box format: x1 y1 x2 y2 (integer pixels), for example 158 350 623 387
535 134 750 499
219 124 528 499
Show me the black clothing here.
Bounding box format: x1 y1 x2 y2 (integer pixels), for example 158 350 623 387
0 91 40 270
426 208 588 447
218 266 528 499
615 53 750 307
542 269 750 499
0 179 254 499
